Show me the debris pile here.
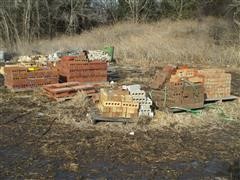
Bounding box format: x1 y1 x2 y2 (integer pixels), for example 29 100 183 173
48 49 83 61
4 65 58 91
199 69 231 100
48 48 112 62
88 50 111 61
17 55 49 66
56 56 108 83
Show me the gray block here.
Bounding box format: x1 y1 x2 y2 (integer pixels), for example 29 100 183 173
127 84 141 92
140 97 153 105
0 51 4 60
140 104 151 110
139 111 154 118
130 90 146 96
132 96 147 102
139 109 152 113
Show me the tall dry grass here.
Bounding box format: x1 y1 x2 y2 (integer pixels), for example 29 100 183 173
18 17 240 67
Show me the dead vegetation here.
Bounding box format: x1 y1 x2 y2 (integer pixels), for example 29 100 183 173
56 92 90 122
1 17 240 178
18 17 240 67
1 71 240 178
151 101 240 130
1 89 240 178
42 92 91 127
3 86 239 133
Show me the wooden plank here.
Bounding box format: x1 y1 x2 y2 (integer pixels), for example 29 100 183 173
50 82 80 88
205 95 238 102
46 84 95 94
44 82 79 88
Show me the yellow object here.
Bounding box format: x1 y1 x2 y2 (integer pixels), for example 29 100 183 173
28 67 39 71
98 88 140 118
0 66 4 75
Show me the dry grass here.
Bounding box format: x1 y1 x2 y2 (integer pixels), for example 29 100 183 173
2 89 239 133
151 101 240 130
52 92 90 125
17 17 240 67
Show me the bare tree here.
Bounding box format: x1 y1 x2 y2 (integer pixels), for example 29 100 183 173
124 0 150 23
0 0 99 48
163 0 197 19
228 0 240 41
93 0 119 23
228 0 240 25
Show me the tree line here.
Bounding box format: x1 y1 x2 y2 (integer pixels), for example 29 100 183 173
0 0 239 49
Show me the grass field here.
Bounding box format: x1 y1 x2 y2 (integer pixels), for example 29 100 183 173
16 17 240 67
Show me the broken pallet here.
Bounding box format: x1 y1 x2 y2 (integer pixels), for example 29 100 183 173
42 82 104 101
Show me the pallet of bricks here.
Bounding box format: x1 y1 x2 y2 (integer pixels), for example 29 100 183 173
97 85 154 119
199 69 231 100
98 88 139 118
42 82 103 102
56 56 107 83
4 65 58 91
151 65 205 110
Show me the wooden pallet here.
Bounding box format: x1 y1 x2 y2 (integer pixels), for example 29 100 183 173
168 96 239 113
205 95 238 102
5 86 34 93
42 82 102 101
88 107 134 124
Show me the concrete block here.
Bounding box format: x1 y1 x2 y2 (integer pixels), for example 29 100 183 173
140 97 153 106
139 111 154 118
130 90 146 96
0 51 4 60
132 96 147 102
139 104 152 110
127 84 141 92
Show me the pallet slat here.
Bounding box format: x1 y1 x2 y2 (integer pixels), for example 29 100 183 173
42 82 108 101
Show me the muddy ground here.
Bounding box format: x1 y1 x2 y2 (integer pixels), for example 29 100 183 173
0 66 240 179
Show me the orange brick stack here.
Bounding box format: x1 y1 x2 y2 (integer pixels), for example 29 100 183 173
56 56 107 83
199 69 231 99
151 65 205 110
98 88 139 118
169 66 204 84
4 66 58 90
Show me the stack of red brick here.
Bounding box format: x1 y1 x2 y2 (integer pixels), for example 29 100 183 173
151 65 205 110
4 66 58 90
56 56 107 83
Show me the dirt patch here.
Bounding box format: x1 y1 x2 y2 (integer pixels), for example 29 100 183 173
1 89 240 178
1 65 240 178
